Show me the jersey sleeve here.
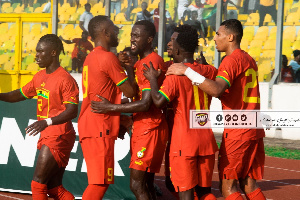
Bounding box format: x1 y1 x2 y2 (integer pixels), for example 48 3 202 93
61 76 79 105
139 59 164 92
158 75 177 102
216 56 237 88
105 53 128 86
20 77 37 99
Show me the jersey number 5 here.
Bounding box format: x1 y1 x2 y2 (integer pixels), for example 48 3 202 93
243 68 260 103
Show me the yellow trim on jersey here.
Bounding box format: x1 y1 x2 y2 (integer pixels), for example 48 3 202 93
216 76 231 87
63 101 78 105
20 88 29 99
193 85 200 110
116 77 128 86
142 88 151 92
203 92 208 110
158 90 170 102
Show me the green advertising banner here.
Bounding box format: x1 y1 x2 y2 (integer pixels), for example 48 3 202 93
0 100 135 199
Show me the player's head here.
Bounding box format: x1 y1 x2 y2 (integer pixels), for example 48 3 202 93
131 20 156 56
88 15 119 47
141 2 148 11
85 3 91 12
81 31 89 41
172 25 198 63
282 55 288 67
36 34 63 68
214 19 243 52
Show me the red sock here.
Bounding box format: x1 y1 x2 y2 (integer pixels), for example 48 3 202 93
82 184 109 200
48 185 74 200
246 188 266 200
31 180 48 200
200 193 217 200
225 192 244 200
194 191 199 200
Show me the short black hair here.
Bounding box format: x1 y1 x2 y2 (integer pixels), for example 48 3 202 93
134 20 156 38
220 19 243 43
174 24 198 53
39 34 64 55
88 15 109 40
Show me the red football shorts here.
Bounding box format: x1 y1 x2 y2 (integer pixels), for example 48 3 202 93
218 137 265 180
129 121 168 173
170 154 215 192
80 137 115 184
37 133 75 168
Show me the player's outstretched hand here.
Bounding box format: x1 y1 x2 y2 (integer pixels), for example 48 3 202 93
143 61 161 81
166 63 188 76
25 120 48 136
91 95 111 113
118 51 131 66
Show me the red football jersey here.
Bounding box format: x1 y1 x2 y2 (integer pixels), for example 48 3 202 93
21 66 79 137
133 52 167 134
216 49 265 140
78 46 128 140
159 62 218 156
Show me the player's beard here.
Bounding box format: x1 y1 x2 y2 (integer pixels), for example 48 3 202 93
111 36 119 48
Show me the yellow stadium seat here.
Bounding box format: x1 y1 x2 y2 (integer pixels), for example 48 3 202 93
69 13 80 22
263 14 274 25
34 6 43 13
3 61 14 70
282 48 293 59
0 54 10 66
254 26 269 41
59 13 71 24
285 13 300 25
1 3 11 11
261 50 275 59
65 6 76 15
26 62 39 71
115 13 127 22
63 24 75 35
249 40 263 49
61 55 71 68
283 26 296 42
296 29 300 40
244 13 259 25
14 5 24 13
240 39 249 51
263 40 276 50
79 0 88 7
258 63 272 82
292 40 300 50
248 47 261 61
283 39 292 49
1 40 14 51
131 7 142 14
76 7 85 15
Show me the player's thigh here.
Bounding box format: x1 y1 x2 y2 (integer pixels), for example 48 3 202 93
33 145 60 184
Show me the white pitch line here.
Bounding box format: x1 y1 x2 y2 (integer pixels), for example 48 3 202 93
0 194 24 200
262 179 300 187
264 166 300 173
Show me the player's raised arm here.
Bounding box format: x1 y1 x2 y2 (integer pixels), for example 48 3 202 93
143 62 167 108
0 89 26 103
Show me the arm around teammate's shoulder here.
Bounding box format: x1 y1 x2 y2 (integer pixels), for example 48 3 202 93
0 89 26 103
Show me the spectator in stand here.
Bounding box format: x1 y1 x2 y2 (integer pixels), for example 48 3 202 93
281 55 294 83
79 3 93 33
178 0 191 23
183 10 208 46
59 31 93 73
166 0 178 21
150 2 172 48
289 50 300 74
111 0 121 15
126 0 138 20
136 2 153 22
188 0 205 21
247 0 259 14
258 0 277 26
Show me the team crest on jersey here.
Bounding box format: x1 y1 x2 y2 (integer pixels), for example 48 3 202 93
137 147 146 158
195 113 208 126
41 82 45 87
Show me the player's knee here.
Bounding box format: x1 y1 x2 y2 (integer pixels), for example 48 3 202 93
130 178 144 194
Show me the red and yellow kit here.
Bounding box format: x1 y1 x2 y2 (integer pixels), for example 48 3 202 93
21 66 79 138
78 46 128 184
159 62 219 191
130 52 168 173
21 66 79 167
78 46 128 141
216 49 265 140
